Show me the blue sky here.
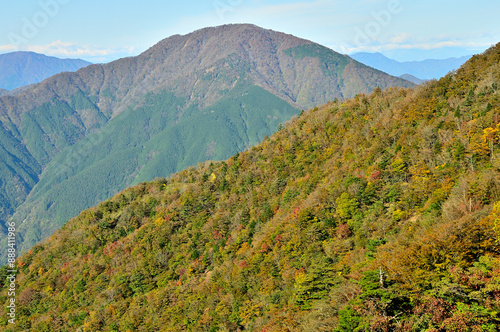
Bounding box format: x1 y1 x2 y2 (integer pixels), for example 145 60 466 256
1 0 498 63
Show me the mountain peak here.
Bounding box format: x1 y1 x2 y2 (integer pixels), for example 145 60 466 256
145 24 314 63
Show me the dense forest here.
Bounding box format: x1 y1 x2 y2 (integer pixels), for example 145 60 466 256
1 42 500 331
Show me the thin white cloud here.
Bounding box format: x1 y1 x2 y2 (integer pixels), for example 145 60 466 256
338 40 493 54
0 45 18 52
389 33 411 44
0 40 135 61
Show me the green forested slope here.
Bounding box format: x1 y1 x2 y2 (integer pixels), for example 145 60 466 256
1 43 500 331
0 124 40 232
12 85 298 253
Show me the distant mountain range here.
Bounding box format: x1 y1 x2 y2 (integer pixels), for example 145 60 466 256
0 24 414 259
399 73 424 85
351 52 471 80
0 51 91 90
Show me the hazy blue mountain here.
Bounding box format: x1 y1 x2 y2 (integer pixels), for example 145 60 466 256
351 52 471 80
0 51 91 90
399 74 424 85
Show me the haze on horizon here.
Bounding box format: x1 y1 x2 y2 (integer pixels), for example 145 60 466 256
0 0 498 63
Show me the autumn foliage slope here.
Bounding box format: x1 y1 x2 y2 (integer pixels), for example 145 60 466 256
2 44 500 331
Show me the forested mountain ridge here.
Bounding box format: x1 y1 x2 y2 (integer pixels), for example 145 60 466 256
0 24 414 260
1 42 500 331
